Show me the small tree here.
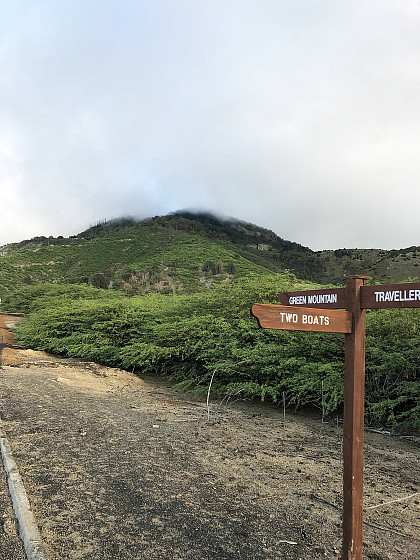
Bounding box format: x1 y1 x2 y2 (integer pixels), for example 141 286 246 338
89 272 109 289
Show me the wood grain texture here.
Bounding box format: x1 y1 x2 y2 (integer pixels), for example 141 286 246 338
251 303 352 333
343 276 367 560
360 282 420 309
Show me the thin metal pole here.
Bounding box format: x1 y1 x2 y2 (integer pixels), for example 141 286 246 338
342 276 369 559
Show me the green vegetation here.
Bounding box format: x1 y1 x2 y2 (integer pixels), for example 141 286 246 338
4 277 419 432
0 214 285 294
1 213 419 296
1 212 418 432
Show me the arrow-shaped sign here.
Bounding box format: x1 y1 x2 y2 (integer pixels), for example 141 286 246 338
360 282 420 309
251 303 352 333
279 282 420 310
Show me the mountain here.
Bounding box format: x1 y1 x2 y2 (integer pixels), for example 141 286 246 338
0 211 419 296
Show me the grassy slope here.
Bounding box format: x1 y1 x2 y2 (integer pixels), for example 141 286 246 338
0 213 419 298
1 213 418 431
0 218 275 294
316 247 420 284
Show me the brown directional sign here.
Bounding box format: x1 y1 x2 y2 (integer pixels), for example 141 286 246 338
254 276 420 560
251 303 352 333
278 287 347 309
361 282 420 309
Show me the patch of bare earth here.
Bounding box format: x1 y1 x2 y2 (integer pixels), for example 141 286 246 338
0 314 419 559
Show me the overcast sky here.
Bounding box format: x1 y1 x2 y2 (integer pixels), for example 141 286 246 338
1 1 419 250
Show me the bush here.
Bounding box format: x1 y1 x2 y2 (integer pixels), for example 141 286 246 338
7 276 420 432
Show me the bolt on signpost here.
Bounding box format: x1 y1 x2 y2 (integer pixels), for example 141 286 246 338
252 276 420 560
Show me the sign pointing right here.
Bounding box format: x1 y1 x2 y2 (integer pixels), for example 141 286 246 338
257 277 420 560
278 281 420 310
360 282 420 309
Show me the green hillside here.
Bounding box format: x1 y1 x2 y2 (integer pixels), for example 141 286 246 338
315 247 420 284
1 211 418 432
4 277 419 432
0 212 311 296
1 212 418 299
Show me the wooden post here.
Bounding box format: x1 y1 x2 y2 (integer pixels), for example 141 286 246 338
258 278 420 558
342 275 369 559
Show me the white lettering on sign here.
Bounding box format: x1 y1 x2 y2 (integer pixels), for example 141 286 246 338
278 312 330 326
289 295 307 305
251 303 351 333
302 314 330 326
307 293 338 305
288 293 338 305
280 312 299 323
374 289 420 303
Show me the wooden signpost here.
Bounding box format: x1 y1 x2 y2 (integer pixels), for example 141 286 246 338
252 304 352 333
252 276 420 560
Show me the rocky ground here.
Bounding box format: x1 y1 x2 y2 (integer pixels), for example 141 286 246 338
0 314 419 559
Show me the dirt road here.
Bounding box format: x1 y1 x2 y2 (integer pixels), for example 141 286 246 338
0 315 419 559
0 314 26 560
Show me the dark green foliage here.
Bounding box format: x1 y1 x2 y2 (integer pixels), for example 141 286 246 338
8 276 419 432
365 309 420 430
89 272 110 289
0 283 115 314
1 213 420 296
1 212 419 432
0 215 278 294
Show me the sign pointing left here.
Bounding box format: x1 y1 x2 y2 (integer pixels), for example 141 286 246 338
251 304 352 333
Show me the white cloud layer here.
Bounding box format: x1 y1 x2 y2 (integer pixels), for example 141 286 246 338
1 1 419 250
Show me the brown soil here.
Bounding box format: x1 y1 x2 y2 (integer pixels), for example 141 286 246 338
0 314 419 559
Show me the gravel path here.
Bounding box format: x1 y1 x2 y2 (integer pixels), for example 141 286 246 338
0 314 419 559
1 363 327 560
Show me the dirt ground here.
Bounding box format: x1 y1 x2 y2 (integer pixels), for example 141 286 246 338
0 314 419 559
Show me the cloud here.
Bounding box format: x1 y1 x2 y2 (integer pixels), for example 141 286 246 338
1 1 419 249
